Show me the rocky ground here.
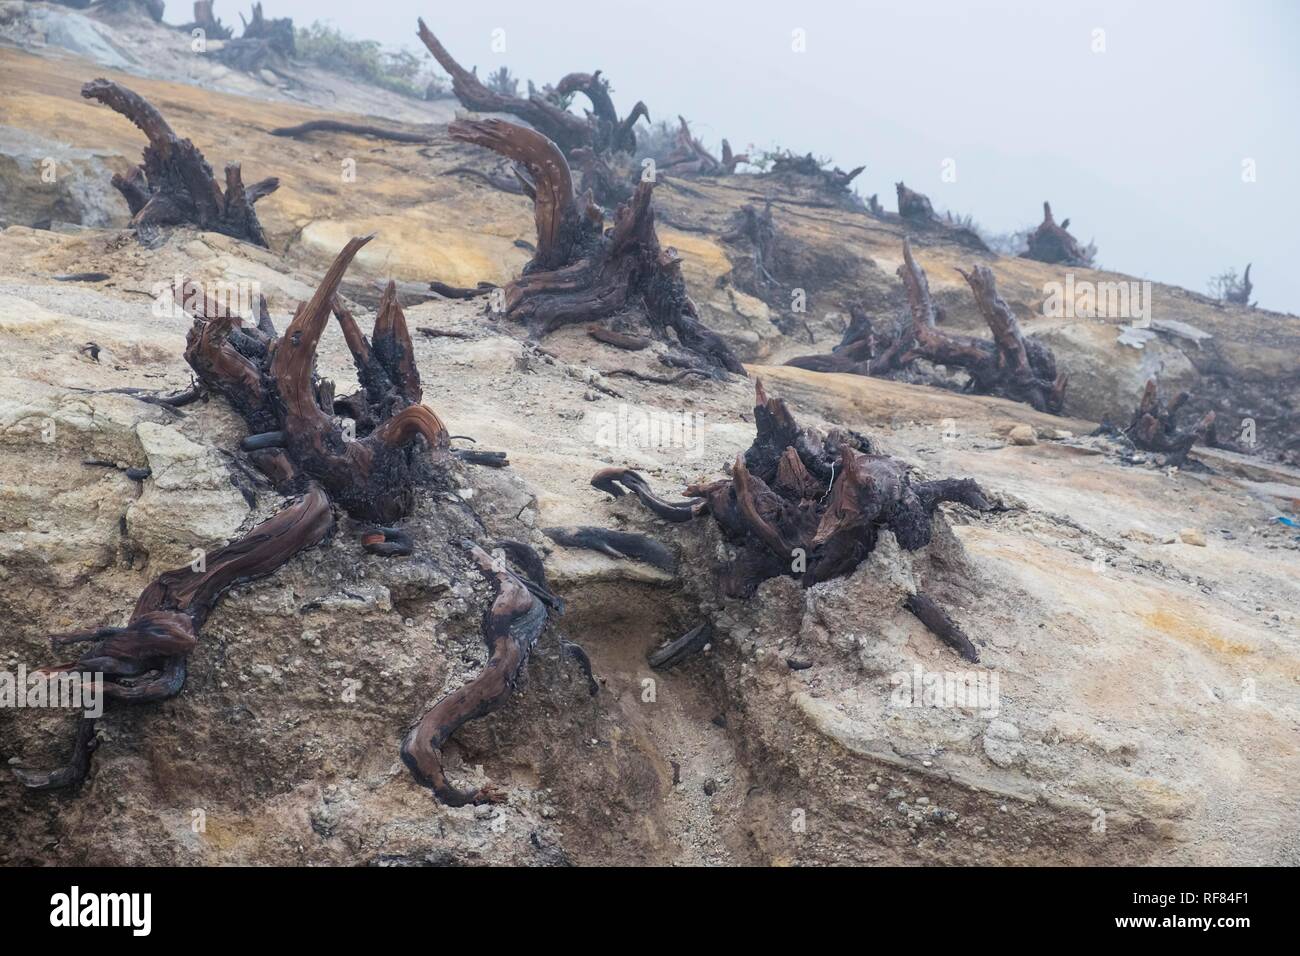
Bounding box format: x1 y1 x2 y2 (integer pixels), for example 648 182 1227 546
1 4 1298 866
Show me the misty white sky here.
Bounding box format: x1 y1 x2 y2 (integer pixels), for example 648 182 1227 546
206 0 1299 313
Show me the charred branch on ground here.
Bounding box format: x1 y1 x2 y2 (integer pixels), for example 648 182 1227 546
893 182 988 250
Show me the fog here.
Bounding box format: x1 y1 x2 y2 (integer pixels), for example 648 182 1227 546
219 0 1299 313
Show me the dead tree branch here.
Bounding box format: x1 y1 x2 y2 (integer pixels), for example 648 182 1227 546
270 120 436 143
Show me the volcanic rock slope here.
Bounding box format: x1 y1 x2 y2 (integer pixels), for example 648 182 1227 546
0 18 1298 865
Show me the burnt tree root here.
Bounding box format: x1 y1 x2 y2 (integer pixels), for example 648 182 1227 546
897 239 1067 413
543 526 677 573
81 78 278 246
648 623 713 670
785 305 918 377
417 17 648 204
1125 378 1216 466
17 486 334 789
20 237 459 790
904 592 980 663
448 117 744 375
590 381 993 657
400 541 553 806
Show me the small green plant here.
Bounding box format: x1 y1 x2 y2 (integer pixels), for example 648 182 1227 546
486 66 518 97
295 22 447 100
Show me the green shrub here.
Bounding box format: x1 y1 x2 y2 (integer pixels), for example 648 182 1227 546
295 22 447 100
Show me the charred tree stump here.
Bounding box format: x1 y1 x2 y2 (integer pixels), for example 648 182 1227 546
786 241 1066 412
82 79 278 246
239 2 293 52
592 380 993 613
893 182 987 249
1023 201 1090 266
1125 378 1216 465
181 238 581 807
97 0 166 21
215 3 297 76
721 140 750 173
897 239 1067 413
1223 263 1256 306
765 151 864 196
448 118 744 375
180 235 450 521
184 0 232 40
19 237 461 789
896 181 937 222
722 202 780 290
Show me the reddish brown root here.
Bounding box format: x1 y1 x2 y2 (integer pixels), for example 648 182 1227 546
449 119 744 375
899 239 1067 413
400 541 552 806
19 486 334 790
591 380 994 609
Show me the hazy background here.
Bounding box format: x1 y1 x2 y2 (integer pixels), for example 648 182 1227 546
210 0 1299 313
